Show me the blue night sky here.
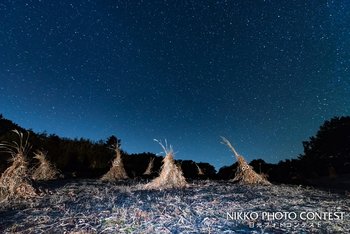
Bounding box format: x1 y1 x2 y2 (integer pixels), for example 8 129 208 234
0 0 349 169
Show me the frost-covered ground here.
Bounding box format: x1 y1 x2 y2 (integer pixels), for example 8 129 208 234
0 180 349 233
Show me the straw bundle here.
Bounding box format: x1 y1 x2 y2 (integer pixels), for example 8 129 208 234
195 163 204 176
143 157 155 175
32 150 61 180
101 143 128 181
144 140 187 189
221 137 271 185
0 130 37 200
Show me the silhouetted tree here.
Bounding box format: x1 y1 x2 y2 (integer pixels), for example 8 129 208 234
106 135 120 147
249 159 268 174
197 162 216 179
124 152 161 179
217 163 238 180
299 116 350 177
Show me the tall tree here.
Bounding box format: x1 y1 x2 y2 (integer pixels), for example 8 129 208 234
106 135 120 147
299 116 350 176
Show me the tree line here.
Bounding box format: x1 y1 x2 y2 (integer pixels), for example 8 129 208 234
0 114 349 184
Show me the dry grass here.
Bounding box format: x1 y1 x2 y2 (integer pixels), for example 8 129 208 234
0 180 348 233
144 140 187 189
31 150 61 181
221 137 271 185
101 143 128 181
0 130 37 201
195 163 204 175
143 157 154 175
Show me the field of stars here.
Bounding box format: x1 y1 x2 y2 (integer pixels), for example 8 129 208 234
0 0 349 169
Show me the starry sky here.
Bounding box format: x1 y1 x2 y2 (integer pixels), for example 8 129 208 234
0 0 349 169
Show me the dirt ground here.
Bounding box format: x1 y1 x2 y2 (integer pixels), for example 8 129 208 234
0 180 349 233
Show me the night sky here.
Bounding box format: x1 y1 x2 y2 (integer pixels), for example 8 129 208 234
1 0 349 169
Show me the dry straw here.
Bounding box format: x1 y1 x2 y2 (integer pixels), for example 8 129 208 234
0 130 37 201
32 150 61 181
195 162 204 176
143 157 155 175
144 140 187 189
221 136 271 185
101 143 129 181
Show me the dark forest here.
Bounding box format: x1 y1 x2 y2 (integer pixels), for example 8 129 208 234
1 114 349 188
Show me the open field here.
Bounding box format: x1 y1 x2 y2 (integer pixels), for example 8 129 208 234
0 180 349 233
